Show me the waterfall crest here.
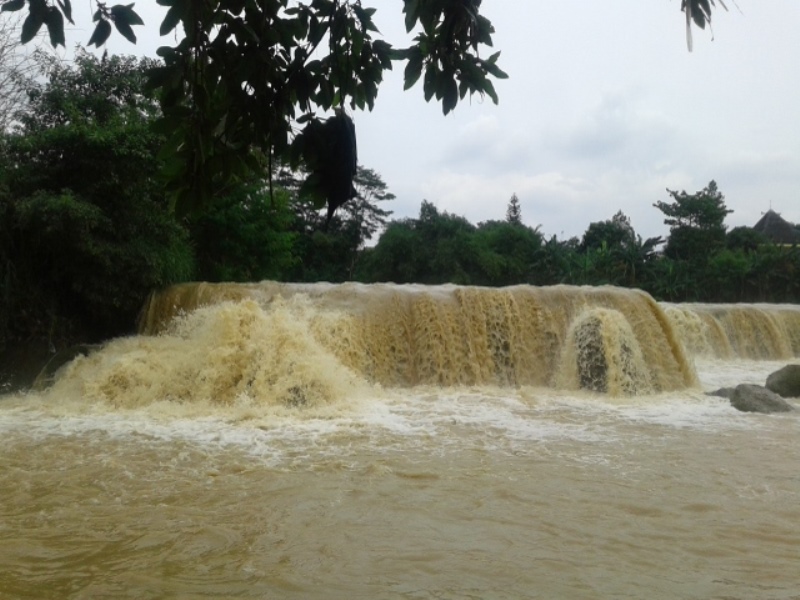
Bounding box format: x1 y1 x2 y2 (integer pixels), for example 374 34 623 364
136 282 698 395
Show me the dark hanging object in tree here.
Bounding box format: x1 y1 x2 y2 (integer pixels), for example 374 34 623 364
297 110 358 228
681 0 728 51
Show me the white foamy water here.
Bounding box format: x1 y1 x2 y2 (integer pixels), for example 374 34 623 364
2 356 799 599
4 287 800 598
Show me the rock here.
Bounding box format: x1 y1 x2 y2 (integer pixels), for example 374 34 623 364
707 387 735 399
765 364 800 398
32 344 102 391
564 308 652 396
1 339 56 395
730 384 794 414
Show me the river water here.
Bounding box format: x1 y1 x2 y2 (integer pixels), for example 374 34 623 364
1 286 799 599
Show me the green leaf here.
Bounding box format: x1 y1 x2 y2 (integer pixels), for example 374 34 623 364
159 5 181 35
145 64 182 92
126 4 144 25
482 78 498 105
442 75 458 115
404 0 419 33
482 58 508 80
388 46 413 61
114 16 137 43
1 0 26 13
20 9 45 43
87 19 112 46
353 5 379 34
44 7 65 47
55 0 73 24
423 64 436 102
351 29 364 58
403 53 423 90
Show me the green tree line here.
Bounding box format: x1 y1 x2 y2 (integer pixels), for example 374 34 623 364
2 50 797 357
0 50 392 349
358 185 799 305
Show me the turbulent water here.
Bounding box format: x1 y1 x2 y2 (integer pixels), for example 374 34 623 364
2 283 799 599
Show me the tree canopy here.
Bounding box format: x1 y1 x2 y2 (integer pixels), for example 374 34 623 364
653 180 732 261
1 50 193 341
1 0 509 216
505 193 522 225
1 0 724 217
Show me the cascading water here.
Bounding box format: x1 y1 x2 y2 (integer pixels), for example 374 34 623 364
663 302 800 359
3 282 800 599
128 282 699 403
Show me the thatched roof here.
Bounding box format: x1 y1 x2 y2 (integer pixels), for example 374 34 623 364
753 210 800 245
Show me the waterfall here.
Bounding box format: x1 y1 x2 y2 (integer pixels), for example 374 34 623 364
134 282 698 396
663 303 800 360
36 282 800 407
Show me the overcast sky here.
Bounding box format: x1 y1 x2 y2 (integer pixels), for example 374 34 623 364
68 1 800 242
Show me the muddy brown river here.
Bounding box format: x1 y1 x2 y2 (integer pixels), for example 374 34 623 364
2 285 799 599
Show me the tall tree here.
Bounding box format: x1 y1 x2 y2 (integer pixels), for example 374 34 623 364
654 180 732 261
1 0 508 217
1 50 193 342
506 193 522 225
0 11 53 130
580 210 635 252
288 165 395 282
474 218 542 286
2 0 723 217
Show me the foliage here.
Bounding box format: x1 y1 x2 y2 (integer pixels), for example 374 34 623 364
0 50 192 344
532 235 575 286
1 0 507 216
17 48 159 130
654 180 732 261
681 0 726 51
1 10 50 130
359 200 544 286
360 201 480 284
2 0 729 218
726 226 769 253
4 189 193 336
473 219 542 286
355 182 799 304
654 180 732 230
356 219 421 284
189 184 297 283
280 165 394 282
572 211 662 288
407 201 481 284
505 193 522 225
580 210 634 252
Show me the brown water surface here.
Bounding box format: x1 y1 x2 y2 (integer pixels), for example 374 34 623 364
2 361 799 599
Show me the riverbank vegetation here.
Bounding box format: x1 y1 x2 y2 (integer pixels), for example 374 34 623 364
1 48 798 362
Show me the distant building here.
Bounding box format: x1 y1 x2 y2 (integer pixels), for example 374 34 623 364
752 209 800 245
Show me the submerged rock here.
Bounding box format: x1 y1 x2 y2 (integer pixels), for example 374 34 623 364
730 384 794 414
765 364 800 398
32 344 102 391
706 387 735 399
560 308 654 396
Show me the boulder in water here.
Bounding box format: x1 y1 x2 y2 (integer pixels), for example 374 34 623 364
730 384 794 414
33 344 102 391
558 308 653 396
765 364 800 398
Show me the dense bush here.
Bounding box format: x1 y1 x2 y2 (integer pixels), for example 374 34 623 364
0 52 193 346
